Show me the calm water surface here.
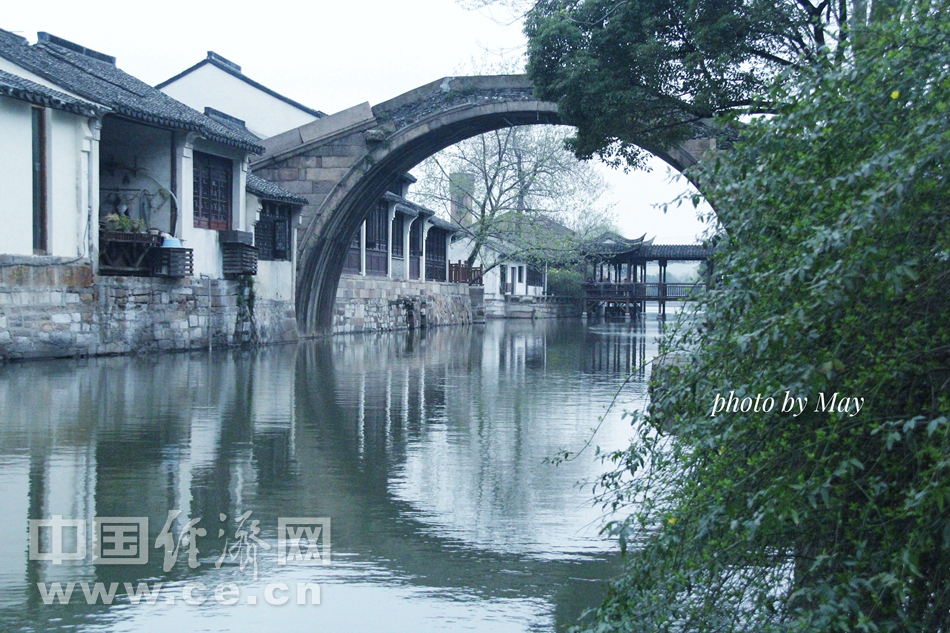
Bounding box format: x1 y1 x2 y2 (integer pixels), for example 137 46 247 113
0 318 662 632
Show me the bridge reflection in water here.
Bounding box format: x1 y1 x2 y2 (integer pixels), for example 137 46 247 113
0 318 664 632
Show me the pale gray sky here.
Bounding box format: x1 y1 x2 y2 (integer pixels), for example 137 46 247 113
5 0 709 243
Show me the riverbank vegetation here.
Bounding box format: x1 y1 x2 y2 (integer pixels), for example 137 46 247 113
518 0 950 630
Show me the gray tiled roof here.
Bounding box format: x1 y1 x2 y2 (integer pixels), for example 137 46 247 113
0 68 101 116
0 30 264 153
638 243 711 260
427 215 458 232
246 174 308 205
582 231 650 255
386 192 434 219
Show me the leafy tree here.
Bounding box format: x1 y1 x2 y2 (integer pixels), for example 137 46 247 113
585 4 950 631
410 124 616 272
517 0 905 168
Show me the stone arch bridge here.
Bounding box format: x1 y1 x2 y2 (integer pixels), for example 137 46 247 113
251 75 715 335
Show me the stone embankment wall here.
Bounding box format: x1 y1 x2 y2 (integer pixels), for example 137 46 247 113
484 294 582 319
0 258 297 361
333 275 473 334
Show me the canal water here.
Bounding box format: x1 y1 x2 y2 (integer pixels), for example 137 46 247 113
0 318 662 632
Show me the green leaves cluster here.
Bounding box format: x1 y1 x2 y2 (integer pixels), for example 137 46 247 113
586 5 950 632
524 0 828 168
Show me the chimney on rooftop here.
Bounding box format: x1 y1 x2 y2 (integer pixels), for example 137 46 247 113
206 51 241 73
449 172 475 228
36 32 115 65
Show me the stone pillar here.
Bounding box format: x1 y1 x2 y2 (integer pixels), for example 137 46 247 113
174 132 199 240
359 221 366 276
386 203 395 278
236 157 249 232
401 214 412 280
83 118 101 273
421 220 431 282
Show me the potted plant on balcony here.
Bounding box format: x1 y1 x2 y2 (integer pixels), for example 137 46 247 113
103 213 147 233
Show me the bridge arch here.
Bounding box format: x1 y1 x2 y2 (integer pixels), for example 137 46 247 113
250 75 714 335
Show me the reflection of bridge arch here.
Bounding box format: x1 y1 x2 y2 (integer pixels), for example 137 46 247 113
251 75 716 335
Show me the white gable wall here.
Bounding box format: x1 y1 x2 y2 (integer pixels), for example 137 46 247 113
160 64 318 139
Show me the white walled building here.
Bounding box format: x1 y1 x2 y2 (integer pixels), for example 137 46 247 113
0 67 101 260
449 236 546 300
0 29 270 279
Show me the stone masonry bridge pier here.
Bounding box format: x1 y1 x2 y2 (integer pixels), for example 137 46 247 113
251 75 715 335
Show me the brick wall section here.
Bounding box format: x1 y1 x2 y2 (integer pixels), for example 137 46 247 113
0 260 297 361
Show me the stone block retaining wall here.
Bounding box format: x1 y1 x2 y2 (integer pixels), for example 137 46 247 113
0 258 297 361
333 275 473 334
484 294 582 319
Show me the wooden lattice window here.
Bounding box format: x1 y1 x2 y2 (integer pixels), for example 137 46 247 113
193 151 232 230
366 201 389 251
425 227 447 282
255 202 292 261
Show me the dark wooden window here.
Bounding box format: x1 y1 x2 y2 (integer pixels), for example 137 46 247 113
193 151 232 230
366 201 389 275
409 218 423 256
425 227 447 282
344 230 361 273
366 202 389 249
255 202 292 261
391 213 404 258
526 266 543 287
32 107 47 253
518 266 524 284
408 218 423 279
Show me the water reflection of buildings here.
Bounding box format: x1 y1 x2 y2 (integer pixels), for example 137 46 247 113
0 348 298 627
0 320 656 631
583 319 651 378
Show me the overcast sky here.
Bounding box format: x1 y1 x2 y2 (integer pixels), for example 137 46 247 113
5 0 710 243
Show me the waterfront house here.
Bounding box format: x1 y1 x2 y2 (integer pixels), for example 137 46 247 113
0 30 304 359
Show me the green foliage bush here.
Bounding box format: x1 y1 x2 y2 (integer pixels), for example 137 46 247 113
588 5 950 631
546 267 585 299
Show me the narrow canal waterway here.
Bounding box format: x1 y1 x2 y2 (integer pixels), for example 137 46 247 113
0 318 663 632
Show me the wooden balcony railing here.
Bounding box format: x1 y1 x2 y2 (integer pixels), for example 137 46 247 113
583 281 705 301
98 230 162 276
449 262 483 285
